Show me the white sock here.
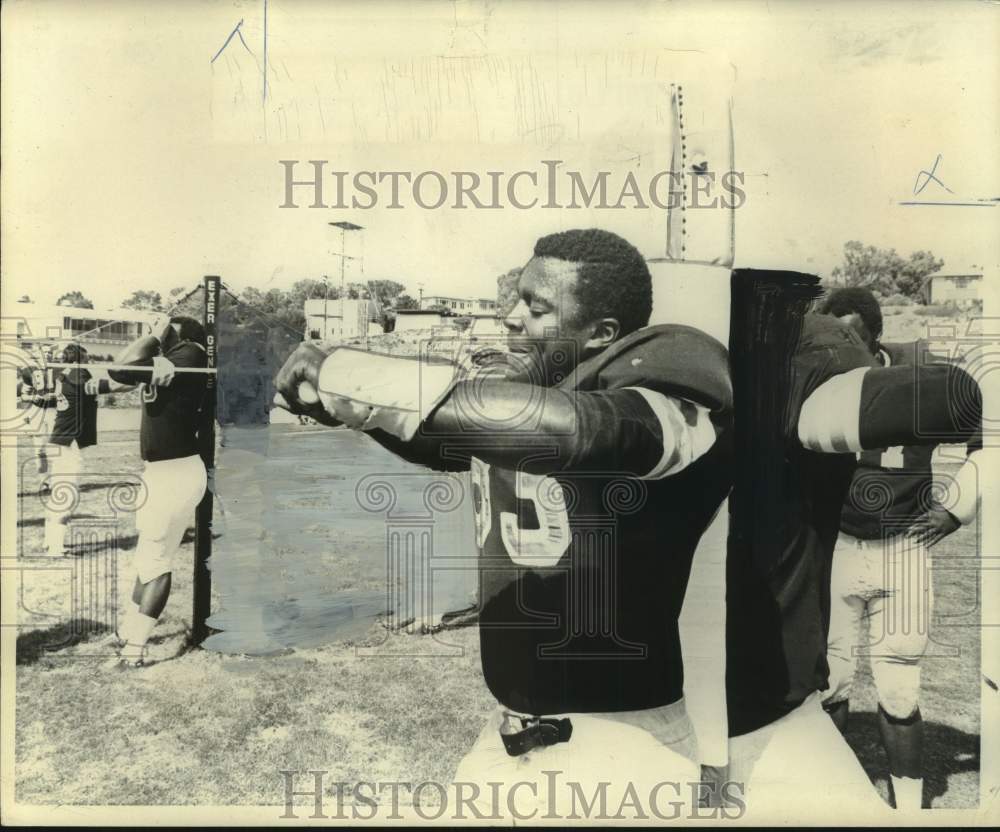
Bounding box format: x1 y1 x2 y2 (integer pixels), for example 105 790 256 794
120 610 157 652
117 599 141 639
891 774 923 810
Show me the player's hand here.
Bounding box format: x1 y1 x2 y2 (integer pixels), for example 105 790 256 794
907 507 961 548
273 342 344 427
151 355 176 387
84 379 99 396
323 395 375 431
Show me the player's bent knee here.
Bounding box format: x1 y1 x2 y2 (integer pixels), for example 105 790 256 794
134 550 175 584
878 692 920 722
872 656 922 720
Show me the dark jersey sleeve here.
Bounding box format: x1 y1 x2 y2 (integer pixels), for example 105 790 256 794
858 363 982 450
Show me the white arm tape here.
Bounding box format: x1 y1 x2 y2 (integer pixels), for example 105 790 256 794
624 387 717 479
797 366 870 453
317 348 462 441
937 449 984 526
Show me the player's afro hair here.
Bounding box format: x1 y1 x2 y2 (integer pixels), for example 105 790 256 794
816 287 883 339
533 228 652 337
170 315 207 347
61 342 88 364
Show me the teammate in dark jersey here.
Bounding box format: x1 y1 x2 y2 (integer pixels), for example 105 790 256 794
105 316 209 668
41 343 112 554
275 229 733 813
816 288 982 810
717 288 982 816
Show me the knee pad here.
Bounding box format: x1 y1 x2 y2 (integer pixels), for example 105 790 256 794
871 639 924 720
874 668 921 721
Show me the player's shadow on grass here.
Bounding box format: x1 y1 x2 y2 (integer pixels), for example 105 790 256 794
17 481 123 499
16 620 112 665
845 711 979 807
64 533 139 555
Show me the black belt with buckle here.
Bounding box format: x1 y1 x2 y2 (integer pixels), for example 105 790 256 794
499 711 573 756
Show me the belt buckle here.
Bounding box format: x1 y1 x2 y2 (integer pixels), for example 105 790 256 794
499 711 572 757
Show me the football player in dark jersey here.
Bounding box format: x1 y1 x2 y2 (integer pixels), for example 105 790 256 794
717 281 982 817
105 316 209 668
275 228 734 815
18 346 59 476
41 343 114 554
815 287 982 810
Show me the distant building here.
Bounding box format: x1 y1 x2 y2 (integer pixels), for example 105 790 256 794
393 309 447 332
304 298 378 340
421 295 498 315
921 273 982 306
5 302 159 355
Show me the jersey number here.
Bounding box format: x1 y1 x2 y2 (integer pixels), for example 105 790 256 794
54 378 69 412
471 459 571 568
880 446 905 469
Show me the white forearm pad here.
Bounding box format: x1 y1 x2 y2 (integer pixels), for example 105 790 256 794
798 366 868 453
937 449 986 525
317 348 462 441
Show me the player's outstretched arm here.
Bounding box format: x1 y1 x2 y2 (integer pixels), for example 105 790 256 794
274 342 722 477
798 363 981 453
106 335 160 386
414 381 719 477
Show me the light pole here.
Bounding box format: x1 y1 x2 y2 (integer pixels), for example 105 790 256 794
328 221 363 339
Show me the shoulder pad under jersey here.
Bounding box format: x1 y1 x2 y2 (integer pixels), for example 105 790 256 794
563 324 731 414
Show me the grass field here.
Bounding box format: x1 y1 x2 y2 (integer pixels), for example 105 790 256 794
12 417 981 809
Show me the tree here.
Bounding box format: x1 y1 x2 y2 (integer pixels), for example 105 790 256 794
829 241 943 301
394 293 419 311
364 279 407 308
56 290 94 309
221 277 408 337
235 279 328 334
121 290 166 312
169 286 205 319
895 250 945 300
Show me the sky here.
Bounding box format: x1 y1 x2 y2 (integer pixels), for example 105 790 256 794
2 0 998 312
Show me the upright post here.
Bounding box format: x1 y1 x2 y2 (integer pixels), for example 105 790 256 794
192 275 220 645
